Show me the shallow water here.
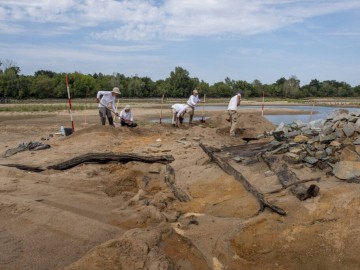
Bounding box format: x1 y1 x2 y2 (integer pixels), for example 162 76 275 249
204 105 359 125
153 105 358 125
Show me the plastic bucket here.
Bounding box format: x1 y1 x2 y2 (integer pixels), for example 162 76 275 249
64 128 73 136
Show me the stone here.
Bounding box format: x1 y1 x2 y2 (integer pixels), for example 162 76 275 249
303 156 318 165
353 137 360 145
341 137 353 145
333 161 360 180
264 170 275 177
349 116 359 123
325 147 333 156
293 135 309 143
330 141 341 147
283 152 300 163
334 128 345 139
148 163 162 174
315 150 327 159
150 143 162 148
232 156 245 162
322 125 334 135
343 123 356 137
355 145 360 156
339 147 360 161
192 137 201 142
320 134 336 143
271 144 289 154
307 136 320 144
289 147 303 155
285 130 301 138
356 118 360 127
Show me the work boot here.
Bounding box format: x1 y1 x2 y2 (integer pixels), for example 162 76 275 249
108 117 114 126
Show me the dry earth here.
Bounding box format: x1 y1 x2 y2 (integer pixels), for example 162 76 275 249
0 105 360 270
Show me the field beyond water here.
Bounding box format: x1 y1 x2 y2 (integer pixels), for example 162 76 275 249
1 100 360 269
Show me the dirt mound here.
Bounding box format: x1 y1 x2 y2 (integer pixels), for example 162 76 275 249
211 112 275 138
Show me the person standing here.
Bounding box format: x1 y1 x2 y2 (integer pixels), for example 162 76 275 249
187 88 201 125
171 104 190 128
120 105 137 127
227 92 242 137
96 87 120 126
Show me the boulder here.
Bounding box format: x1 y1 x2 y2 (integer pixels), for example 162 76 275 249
293 135 309 143
333 161 360 180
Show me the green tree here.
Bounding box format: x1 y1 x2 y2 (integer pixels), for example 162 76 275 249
166 67 195 97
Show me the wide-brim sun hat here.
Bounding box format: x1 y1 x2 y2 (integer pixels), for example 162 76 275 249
112 87 121 95
193 89 198 94
125 104 131 110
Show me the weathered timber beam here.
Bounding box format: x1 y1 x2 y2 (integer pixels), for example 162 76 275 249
200 143 286 216
1 153 174 172
164 165 191 202
261 152 320 201
47 153 174 170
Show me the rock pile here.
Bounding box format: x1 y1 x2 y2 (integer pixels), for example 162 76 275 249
268 109 360 182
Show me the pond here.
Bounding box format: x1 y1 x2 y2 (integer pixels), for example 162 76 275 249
202 105 359 125
152 105 359 125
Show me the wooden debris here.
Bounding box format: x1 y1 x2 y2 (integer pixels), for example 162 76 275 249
164 165 191 202
200 143 286 216
1 152 174 172
261 152 320 200
48 152 174 170
267 177 321 194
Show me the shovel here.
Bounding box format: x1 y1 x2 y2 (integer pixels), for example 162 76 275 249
201 94 206 123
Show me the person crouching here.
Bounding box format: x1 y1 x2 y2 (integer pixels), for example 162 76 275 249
120 105 137 127
171 104 191 128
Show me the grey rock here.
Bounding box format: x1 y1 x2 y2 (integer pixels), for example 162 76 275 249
343 123 355 137
353 137 360 145
232 156 245 162
271 144 289 154
315 150 327 159
303 156 318 165
285 130 301 138
320 134 337 143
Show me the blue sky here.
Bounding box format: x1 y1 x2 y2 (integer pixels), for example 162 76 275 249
1 0 360 86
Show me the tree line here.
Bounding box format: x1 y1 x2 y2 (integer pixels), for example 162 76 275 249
1 59 360 100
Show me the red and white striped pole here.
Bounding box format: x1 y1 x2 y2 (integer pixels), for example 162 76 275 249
261 91 265 117
66 74 75 132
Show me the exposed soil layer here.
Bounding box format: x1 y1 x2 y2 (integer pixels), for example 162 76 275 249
0 108 360 270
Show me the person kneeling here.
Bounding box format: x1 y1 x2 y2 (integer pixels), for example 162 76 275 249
120 105 137 127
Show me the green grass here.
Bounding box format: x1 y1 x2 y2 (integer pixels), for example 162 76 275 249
0 103 97 112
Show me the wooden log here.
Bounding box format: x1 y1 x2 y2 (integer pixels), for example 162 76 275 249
1 164 45 172
200 143 286 216
261 152 320 201
164 165 191 202
267 177 321 194
47 153 174 170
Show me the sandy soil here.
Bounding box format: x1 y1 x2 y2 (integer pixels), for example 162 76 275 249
1 105 360 270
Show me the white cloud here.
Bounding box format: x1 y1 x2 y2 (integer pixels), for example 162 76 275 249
2 0 360 40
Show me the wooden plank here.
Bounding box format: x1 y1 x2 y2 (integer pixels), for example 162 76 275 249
200 143 286 216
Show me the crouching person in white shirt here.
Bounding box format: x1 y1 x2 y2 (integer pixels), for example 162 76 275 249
171 104 191 128
120 105 137 127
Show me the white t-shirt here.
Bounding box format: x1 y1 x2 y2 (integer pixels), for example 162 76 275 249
171 104 188 117
97 91 117 112
187 95 200 107
228 94 241 110
120 109 133 121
